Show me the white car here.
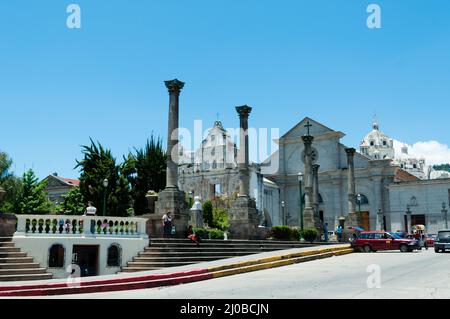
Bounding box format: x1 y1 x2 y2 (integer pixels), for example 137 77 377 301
321 231 338 242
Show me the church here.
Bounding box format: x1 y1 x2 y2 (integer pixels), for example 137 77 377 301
179 116 450 235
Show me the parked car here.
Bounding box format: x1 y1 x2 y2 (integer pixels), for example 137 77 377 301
434 230 450 253
352 231 420 253
426 234 437 247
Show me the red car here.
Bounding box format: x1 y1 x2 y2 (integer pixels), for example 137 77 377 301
426 234 437 247
353 231 420 253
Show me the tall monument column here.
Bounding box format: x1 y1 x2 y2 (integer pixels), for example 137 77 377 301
165 79 184 189
345 148 361 229
236 105 251 197
312 164 320 218
148 79 189 238
302 133 316 229
229 105 259 239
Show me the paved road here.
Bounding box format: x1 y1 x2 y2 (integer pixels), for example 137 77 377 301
58 249 450 299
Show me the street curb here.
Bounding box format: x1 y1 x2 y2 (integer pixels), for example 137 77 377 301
0 245 352 297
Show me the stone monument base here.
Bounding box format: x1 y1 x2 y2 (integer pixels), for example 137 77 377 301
303 207 324 239
228 196 259 240
147 187 189 238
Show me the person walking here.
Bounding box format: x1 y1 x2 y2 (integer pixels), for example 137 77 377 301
162 212 173 238
324 223 329 242
337 225 343 242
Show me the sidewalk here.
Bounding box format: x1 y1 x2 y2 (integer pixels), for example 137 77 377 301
0 243 352 297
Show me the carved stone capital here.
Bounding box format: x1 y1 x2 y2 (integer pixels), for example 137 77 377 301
165 79 185 95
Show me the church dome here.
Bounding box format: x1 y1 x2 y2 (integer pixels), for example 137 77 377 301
360 120 395 159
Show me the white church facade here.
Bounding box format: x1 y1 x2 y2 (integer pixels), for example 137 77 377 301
178 117 450 235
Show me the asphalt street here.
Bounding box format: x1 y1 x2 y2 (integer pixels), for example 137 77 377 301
54 248 450 299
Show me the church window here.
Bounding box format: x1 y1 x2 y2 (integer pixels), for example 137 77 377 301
370 141 375 146
211 148 215 156
212 161 217 169
383 140 387 146
107 244 121 267
49 244 65 268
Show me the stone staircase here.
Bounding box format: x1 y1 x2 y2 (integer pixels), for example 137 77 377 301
122 238 318 272
0 237 53 282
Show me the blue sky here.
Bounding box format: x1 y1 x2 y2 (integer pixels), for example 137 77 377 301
1 0 450 179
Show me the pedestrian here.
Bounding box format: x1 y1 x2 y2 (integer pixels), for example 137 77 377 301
162 211 173 238
324 223 329 242
337 225 343 242
187 225 200 246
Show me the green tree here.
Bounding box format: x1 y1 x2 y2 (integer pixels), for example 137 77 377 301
61 187 85 215
125 135 166 215
75 139 131 217
212 207 230 231
0 151 22 213
433 164 450 172
15 169 53 215
203 200 213 227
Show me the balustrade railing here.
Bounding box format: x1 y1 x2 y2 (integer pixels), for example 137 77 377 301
15 215 148 238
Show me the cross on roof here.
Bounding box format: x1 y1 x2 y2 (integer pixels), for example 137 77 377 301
304 121 312 135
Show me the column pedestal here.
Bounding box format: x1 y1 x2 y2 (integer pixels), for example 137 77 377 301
229 196 259 240
148 188 189 238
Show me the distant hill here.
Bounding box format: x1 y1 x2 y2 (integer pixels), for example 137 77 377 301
433 164 450 172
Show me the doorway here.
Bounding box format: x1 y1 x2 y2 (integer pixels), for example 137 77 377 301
72 245 99 277
358 212 370 231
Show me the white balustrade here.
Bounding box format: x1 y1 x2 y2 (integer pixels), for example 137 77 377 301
15 215 148 238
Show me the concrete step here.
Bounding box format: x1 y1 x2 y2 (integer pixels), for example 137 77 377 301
0 247 21 253
0 252 28 258
149 242 309 247
120 267 163 272
0 242 15 248
0 257 34 264
133 256 233 262
0 237 13 242
0 268 49 275
0 273 53 282
145 247 288 253
150 239 308 245
0 262 41 269
139 251 261 257
127 261 199 267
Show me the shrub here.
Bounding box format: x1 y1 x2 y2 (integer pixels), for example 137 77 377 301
301 228 318 243
192 227 208 240
270 226 292 241
290 227 301 241
208 229 225 239
202 201 213 227
212 207 230 231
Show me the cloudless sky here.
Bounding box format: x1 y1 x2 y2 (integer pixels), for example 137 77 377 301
1 0 450 179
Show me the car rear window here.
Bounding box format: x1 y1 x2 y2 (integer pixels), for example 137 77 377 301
438 231 450 239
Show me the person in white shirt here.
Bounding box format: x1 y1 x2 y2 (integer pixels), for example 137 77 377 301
162 212 173 238
84 201 97 216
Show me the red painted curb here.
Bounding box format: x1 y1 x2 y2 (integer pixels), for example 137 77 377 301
0 272 214 297
0 268 208 293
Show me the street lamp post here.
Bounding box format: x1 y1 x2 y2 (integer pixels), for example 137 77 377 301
442 202 448 229
405 204 411 233
298 173 304 232
281 201 286 226
189 191 194 208
102 178 108 217
356 194 362 213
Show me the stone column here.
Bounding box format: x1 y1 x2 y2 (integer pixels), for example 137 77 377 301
149 79 189 238
164 79 184 189
236 105 251 197
302 135 316 229
345 148 361 230
229 105 258 239
312 164 320 215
